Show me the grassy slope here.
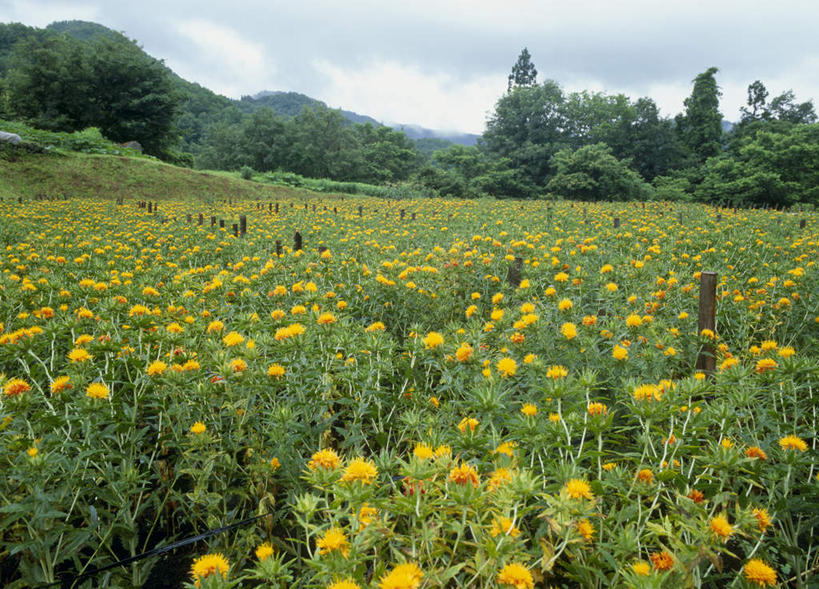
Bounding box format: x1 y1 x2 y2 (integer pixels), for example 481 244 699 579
0 151 308 201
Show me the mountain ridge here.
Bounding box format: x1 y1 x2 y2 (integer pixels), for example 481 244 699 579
41 20 478 147
245 90 478 145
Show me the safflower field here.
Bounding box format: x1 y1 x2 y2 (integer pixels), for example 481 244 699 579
0 196 817 588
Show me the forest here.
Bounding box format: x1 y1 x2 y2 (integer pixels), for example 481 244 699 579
0 20 817 206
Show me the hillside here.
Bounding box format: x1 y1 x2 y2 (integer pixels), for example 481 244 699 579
0 150 305 201
37 21 471 148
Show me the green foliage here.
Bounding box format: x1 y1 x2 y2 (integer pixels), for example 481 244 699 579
46 20 122 42
4 29 181 156
414 137 453 158
239 165 255 180
195 104 423 187
483 81 568 190
546 143 654 201
414 165 467 198
694 124 819 206
675 67 723 162
483 82 690 198
739 81 816 127
261 170 430 199
0 118 148 156
507 47 538 92
652 174 694 202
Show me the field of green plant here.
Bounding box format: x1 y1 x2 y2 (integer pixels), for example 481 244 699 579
0 197 816 588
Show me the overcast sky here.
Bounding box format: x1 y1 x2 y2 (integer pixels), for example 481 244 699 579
1 0 817 134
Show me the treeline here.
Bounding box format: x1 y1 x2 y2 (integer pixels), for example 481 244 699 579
428 56 818 206
1 22 817 206
194 107 419 184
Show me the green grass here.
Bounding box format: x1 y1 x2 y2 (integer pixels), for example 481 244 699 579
0 150 313 201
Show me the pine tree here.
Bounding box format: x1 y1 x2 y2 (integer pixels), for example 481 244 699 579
675 67 722 162
507 48 538 92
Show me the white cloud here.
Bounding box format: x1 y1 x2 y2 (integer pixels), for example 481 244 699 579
170 19 273 98
313 59 501 133
0 0 99 27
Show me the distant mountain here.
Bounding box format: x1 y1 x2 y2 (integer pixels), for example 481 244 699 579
721 120 734 132
21 20 477 152
242 91 382 126
391 124 479 146
247 91 478 146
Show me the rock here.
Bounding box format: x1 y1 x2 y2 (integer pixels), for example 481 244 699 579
0 131 22 145
121 141 143 153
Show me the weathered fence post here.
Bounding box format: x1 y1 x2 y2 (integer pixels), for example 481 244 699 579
800 218 806 229
411 212 416 221
239 215 247 237
232 223 238 237
275 240 282 256
613 217 620 229
219 219 225 228
198 213 203 225
294 231 302 251
696 271 718 374
147 202 152 213
507 257 523 288
400 209 405 220
186 214 192 223
358 205 363 217
211 216 216 227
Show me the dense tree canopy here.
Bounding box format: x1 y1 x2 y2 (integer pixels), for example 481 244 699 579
694 124 819 207
546 143 653 201
4 31 180 155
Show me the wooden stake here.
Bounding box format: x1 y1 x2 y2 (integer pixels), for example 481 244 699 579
507 257 523 288
294 231 302 251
